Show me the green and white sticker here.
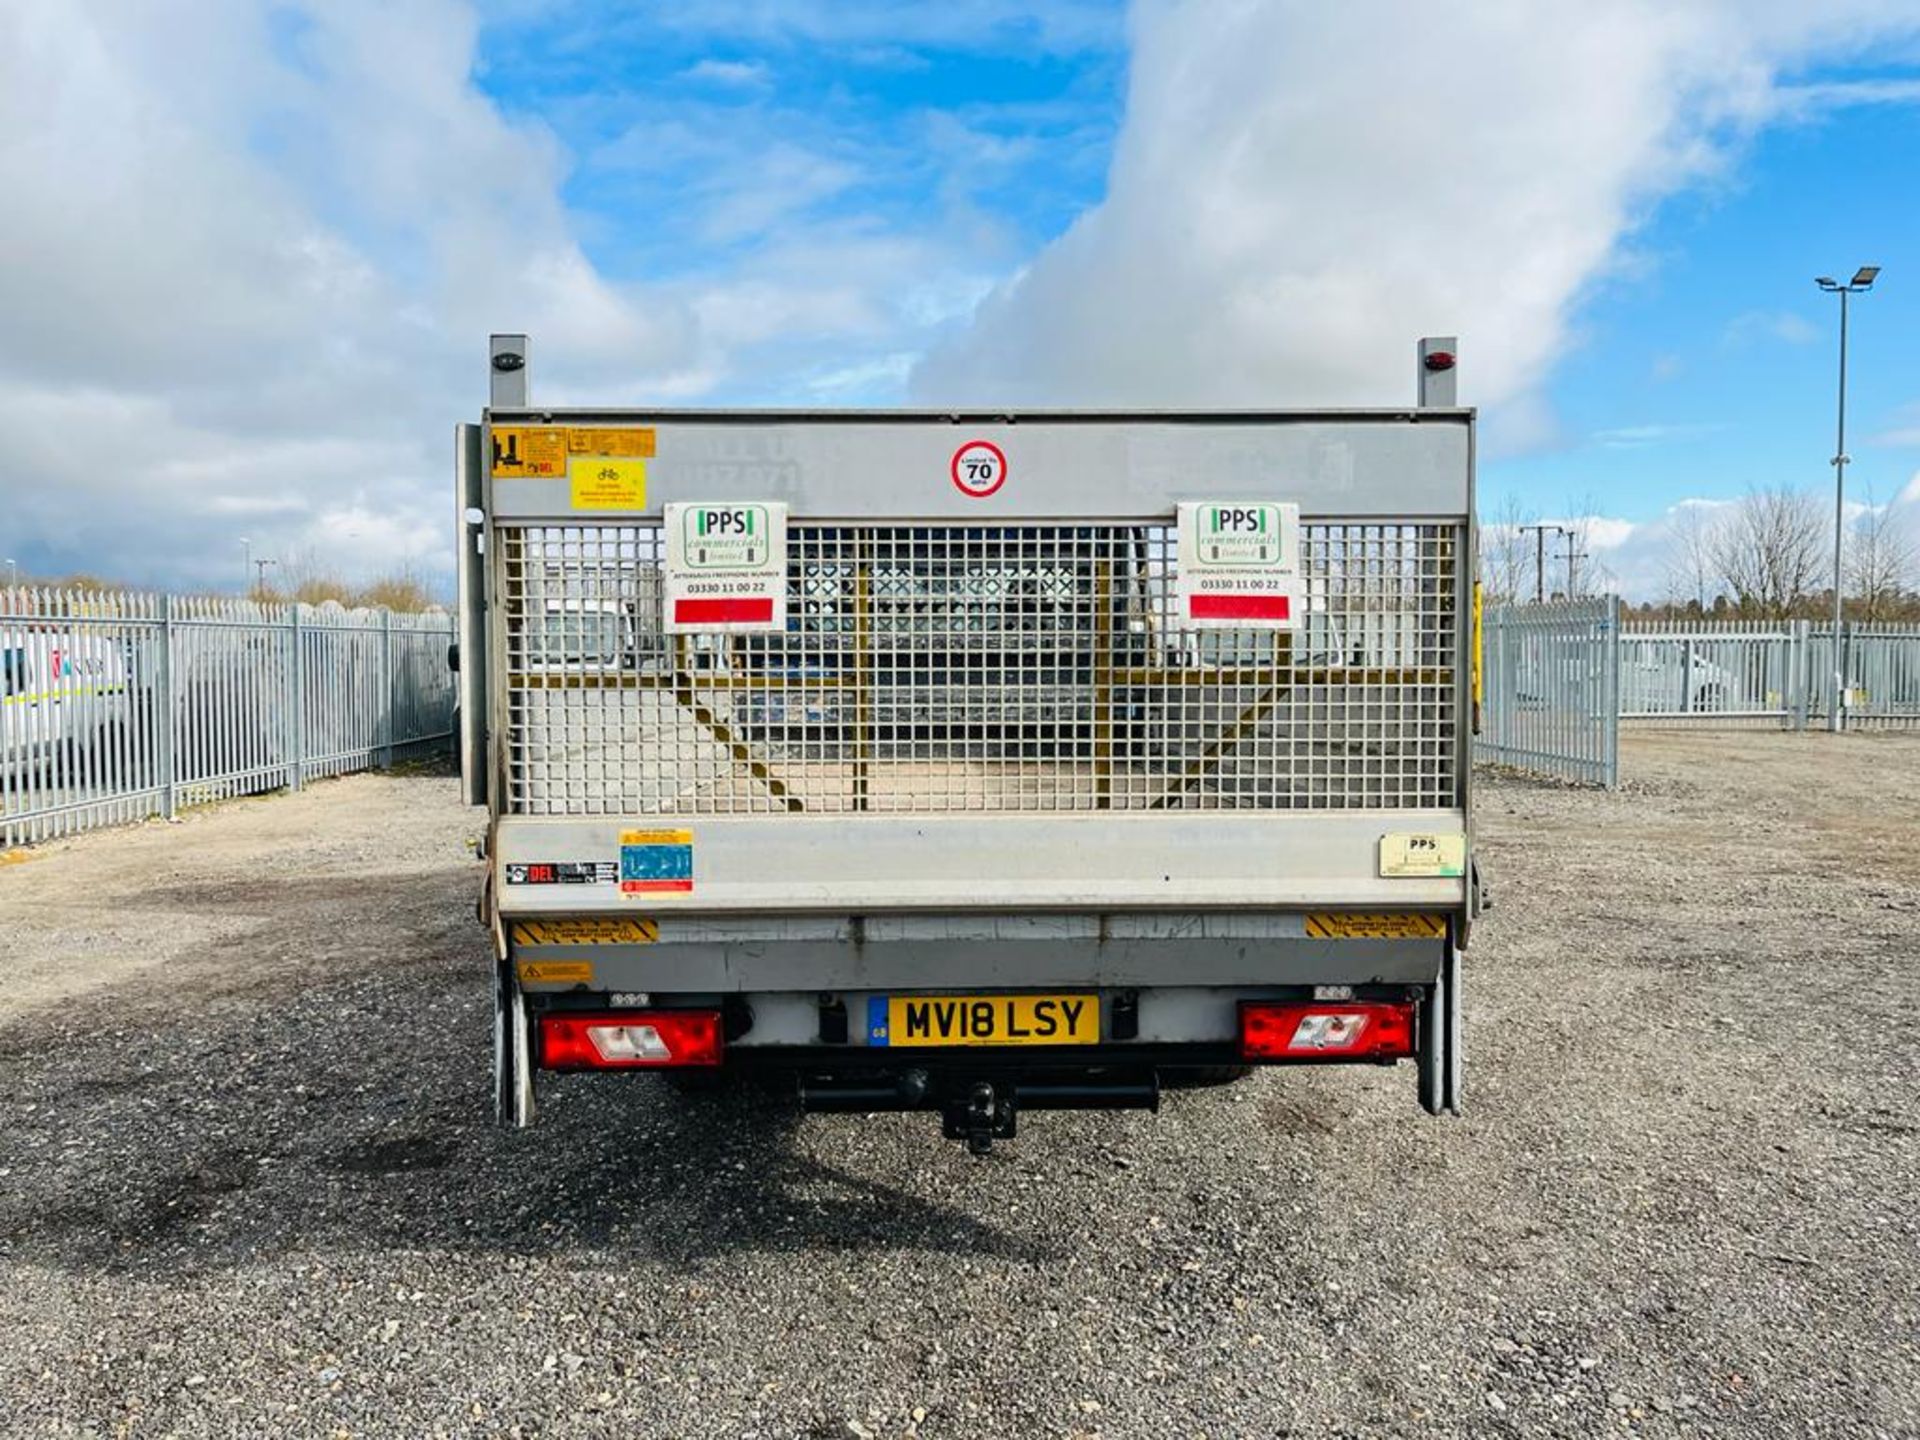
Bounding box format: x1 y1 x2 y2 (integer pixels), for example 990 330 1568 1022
663 501 789 633
1175 501 1302 629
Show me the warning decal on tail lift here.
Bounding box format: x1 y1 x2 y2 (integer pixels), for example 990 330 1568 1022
663 502 789 632
1174 501 1302 629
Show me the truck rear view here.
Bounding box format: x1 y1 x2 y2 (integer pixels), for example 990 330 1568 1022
457 335 1475 1151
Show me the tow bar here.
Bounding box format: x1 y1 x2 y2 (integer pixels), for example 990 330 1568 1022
797 1068 1160 1154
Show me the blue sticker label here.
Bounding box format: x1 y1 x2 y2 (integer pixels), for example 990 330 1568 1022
867 995 890 1046
619 829 693 894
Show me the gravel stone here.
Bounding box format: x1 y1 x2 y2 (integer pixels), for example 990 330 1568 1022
1 731 1917 1437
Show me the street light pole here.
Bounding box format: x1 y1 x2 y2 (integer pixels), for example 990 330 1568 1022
1816 265 1879 733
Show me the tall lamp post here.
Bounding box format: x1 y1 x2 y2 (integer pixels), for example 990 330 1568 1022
1815 265 1880 733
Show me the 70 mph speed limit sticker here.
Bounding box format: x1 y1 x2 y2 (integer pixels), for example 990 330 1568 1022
1175 501 1302 629
950 439 1007 498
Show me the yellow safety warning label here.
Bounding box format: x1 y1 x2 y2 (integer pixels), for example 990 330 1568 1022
1378 833 1466 878
1305 912 1447 940
490 426 568 478
566 426 656 459
516 959 595 984
510 918 659 946
569 456 646 510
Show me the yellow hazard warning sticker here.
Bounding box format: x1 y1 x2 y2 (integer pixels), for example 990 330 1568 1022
569 456 646 510
1378 833 1467 878
516 959 595 984
491 426 568 478
566 426 656 459
510 918 659 946
1305 913 1447 940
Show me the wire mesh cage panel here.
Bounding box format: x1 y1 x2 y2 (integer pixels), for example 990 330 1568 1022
499 521 1459 817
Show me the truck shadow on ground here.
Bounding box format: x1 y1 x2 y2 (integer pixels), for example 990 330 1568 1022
0 955 1060 1277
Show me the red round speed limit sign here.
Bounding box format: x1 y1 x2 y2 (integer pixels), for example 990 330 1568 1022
950 439 1007 498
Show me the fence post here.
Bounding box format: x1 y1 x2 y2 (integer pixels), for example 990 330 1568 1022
380 607 395 768
1840 620 1853 733
1790 621 1809 731
287 604 305 791
156 593 176 819
1604 596 1621 788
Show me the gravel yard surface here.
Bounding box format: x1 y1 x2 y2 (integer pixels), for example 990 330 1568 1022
1 732 1917 1439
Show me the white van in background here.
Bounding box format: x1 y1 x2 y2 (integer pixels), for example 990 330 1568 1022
0 625 141 793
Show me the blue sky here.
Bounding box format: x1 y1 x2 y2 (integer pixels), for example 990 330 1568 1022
3 0 1918 597
1483 85 1920 530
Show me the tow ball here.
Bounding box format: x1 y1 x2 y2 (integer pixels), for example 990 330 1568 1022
943 1080 1017 1155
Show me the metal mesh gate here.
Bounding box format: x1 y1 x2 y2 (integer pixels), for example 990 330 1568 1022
499 521 1459 815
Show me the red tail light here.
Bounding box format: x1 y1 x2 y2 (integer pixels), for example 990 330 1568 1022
1239 1001 1414 1062
539 1010 723 1069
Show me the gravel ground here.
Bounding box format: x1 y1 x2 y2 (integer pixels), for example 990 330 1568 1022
1 732 1917 1439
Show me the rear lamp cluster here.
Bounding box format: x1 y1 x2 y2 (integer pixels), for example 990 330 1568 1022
1238 1000 1415 1062
539 1010 723 1069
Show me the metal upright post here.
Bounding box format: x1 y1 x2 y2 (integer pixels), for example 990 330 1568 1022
1832 288 1849 732
157 593 176 819
1816 265 1879 732
380 607 395 768
1791 620 1810 731
288 605 305 791
1603 595 1622 788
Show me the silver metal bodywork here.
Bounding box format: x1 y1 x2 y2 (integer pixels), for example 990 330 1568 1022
466 358 1476 1125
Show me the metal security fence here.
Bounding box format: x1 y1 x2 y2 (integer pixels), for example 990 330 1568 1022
1475 598 1620 787
2 587 456 846
1619 621 1920 730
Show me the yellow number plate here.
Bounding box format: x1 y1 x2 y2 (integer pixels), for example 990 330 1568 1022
872 994 1099 1048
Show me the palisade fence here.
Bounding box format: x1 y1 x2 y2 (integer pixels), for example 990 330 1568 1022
2 587 457 846
1475 598 1621 787
1618 620 1920 730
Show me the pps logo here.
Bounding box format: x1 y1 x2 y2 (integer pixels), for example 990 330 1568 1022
681 504 770 567
1200 504 1284 565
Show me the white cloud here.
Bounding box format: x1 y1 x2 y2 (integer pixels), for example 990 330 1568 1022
1592 422 1721 450
0 0 1017 590
1723 309 1822 347
914 0 1920 444
1515 485 1920 603
680 58 771 88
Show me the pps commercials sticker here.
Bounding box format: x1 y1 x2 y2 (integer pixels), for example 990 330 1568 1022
663 502 789 633
1174 501 1302 629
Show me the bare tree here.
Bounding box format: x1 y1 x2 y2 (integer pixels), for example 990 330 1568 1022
1709 486 1826 620
1479 493 1536 604
1846 484 1918 622
1664 502 1721 615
